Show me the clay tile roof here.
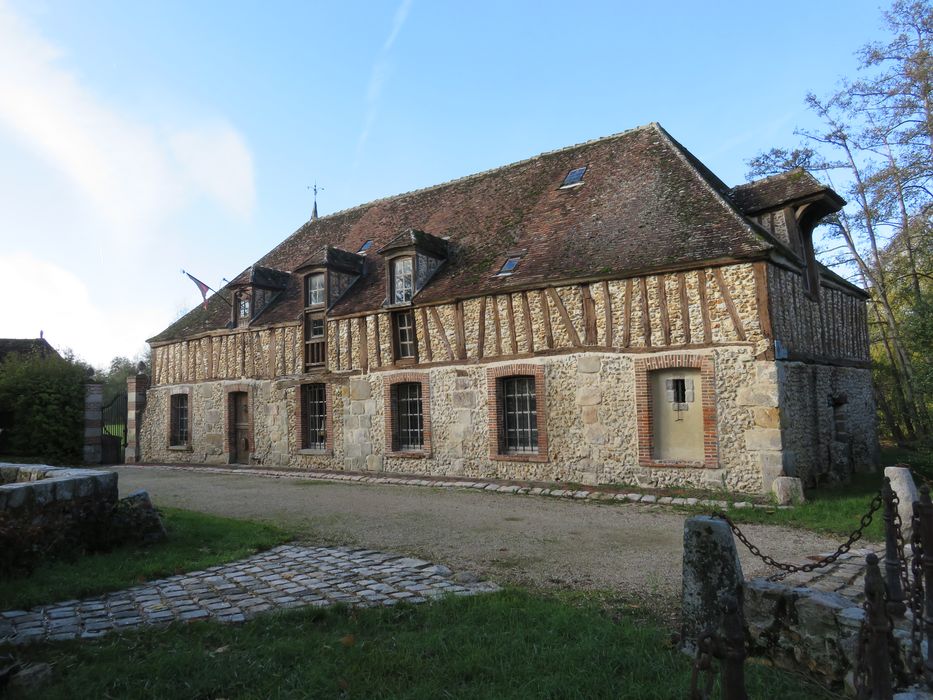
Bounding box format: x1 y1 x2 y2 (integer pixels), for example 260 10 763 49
0 338 61 362
729 168 841 214
150 123 782 344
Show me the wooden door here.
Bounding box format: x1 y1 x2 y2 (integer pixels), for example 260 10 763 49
231 392 250 464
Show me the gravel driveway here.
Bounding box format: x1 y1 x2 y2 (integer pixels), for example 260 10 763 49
115 466 842 605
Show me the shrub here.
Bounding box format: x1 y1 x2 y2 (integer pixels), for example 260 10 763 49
0 354 87 464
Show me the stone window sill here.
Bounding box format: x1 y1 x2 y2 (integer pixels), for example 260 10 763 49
386 450 431 459
168 445 192 452
642 459 707 469
298 449 333 457
490 452 548 463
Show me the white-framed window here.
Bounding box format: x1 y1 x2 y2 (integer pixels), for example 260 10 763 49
391 257 413 304
307 272 326 307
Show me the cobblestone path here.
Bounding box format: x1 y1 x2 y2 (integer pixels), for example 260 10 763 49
0 545 499 646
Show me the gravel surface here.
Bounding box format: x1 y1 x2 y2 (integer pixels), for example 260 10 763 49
115 466 842 604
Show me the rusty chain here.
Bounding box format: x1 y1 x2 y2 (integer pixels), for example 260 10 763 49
713 488 884 582
689 631 716 700
909 509 926 677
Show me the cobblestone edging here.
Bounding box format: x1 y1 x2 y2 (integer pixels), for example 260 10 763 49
128 464 790 511
0 545 499 646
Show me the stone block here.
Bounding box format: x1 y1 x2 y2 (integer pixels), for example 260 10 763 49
350 402 365 416
575 387 602 406
885 466 919 541
366 455 384 472
452 391 476 409
681 516 743 653
358 415 372 430
52 478 76 501
31 481 55 507
771 476 805 506
581 406 599 424
576 356 601 374
205 410 221 425
752 407 780 429
349 380 371 401
584 424 608 445
736 386 778 408
345 416 359 430
745 428 782 451
455 377 473 391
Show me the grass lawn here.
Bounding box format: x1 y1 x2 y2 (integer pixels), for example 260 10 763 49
0 508 291 611
4 589 837 700
701 444 933 540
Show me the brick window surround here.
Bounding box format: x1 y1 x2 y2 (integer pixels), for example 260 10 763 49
487 363 548 463
294 382 334 455
167 386 192 451
635 354 719 469
225 383 255 461
384 372 432 458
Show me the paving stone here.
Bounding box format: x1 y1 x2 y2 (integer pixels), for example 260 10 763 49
1 544 498 645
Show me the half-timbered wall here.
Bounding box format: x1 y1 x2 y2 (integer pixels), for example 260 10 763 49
767 264 870 364
149 262 770 386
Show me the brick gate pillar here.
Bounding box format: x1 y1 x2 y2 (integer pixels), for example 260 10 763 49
83 381 103 464
125 373 149 463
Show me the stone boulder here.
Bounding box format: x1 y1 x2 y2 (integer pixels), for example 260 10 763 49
771 476 805 506
116 490 167 545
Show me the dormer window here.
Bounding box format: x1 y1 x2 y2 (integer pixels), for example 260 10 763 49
560 166 587 189
306 272 326 307
236 293 251 326
391 257 414 304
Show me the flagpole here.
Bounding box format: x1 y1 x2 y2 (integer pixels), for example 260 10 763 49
181 270 232 307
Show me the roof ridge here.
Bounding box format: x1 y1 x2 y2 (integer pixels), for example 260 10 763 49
283 123 658 233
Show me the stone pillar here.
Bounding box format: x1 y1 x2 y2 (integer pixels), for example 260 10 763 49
83 381 103 465
681 515 745 654
125 373 149 464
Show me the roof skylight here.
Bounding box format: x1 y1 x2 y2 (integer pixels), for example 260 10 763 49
497 256 522 276
560 166 587 188
357 240 373 253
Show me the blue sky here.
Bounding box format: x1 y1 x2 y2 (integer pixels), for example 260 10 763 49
0 0 882 366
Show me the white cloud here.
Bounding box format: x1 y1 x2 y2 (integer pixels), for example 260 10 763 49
170 124 256 220
0 252 157 367
0 2 256 368
0 1 255 239
355 0 414 164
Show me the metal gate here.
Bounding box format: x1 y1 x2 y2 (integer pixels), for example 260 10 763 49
101 392 128 464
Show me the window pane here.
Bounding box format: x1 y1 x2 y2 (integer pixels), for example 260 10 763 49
392 257 413 303
395 310 416 359
501 376 537 453
303 384 327 450
307 273 325 306
304 314 326 367
393 382 423 450
170 394 188 446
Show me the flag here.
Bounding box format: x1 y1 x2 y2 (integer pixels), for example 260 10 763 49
185 272 212 309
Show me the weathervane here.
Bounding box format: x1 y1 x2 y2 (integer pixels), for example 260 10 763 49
308 182 324 221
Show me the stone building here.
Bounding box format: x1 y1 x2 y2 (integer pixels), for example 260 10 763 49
139 123 877 494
